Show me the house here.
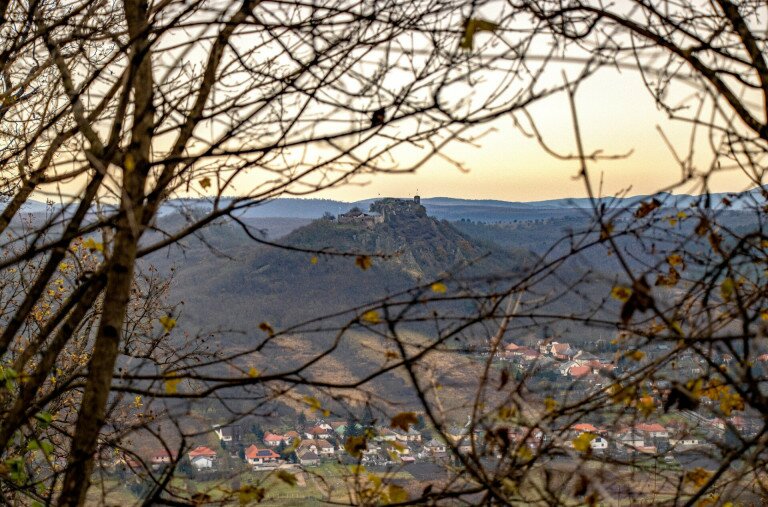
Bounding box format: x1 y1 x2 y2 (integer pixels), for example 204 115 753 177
244 445 281 466
424 439 447 454
305 426 332 439
506 346 540 362
313 439 336 457
635 423 669 440
670 436 701 448
558 360 578 375
573 350 599 366
212 424 242 442
297 439 335 458
393 427 422 443
375 427 398 442
298 450 320 466
284 430 301 444
589 436 609 450
568 365 591 378
446 425 467 444
550 342 571 359
571 423 600 433
149 450 177 469
188 446 217 470
568 424 607 450
616 428 644 447
263 432 285 447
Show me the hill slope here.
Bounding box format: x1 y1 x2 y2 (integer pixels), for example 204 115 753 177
158 198 531 331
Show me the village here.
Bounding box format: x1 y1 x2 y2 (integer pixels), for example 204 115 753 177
111 335 763 488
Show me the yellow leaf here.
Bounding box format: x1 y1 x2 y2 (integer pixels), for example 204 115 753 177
133 395 143 408
164 374 181 394
544 397 558 413
685 467 711 488
611 285 632 302
676 211 688 220
626 350 645 361
761 310 768 321
668 253 684 267
303 396 323 413
124 153 135 171
572 432 596 452
275 470 297 486
390 412 418 432
718 389 744 416
637 395 655 417
387 484 408 504
82 237 103 252
310 256 318 265
431 282 447 293
248 367 259 378
159 315 176 332
344 435 367 458
238 485 265 505
459 18 499 50
362 310 380 324
355 255 372 270
199 176 211 190
721 277 735 302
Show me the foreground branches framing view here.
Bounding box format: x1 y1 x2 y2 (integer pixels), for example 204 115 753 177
1 0 768 504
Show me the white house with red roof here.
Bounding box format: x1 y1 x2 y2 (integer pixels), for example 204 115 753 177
244 444 281 466
635 423 669 439
298 439 335 457
305 426 332 439
188 446 217 470
263 432 285 447
568 423 608 450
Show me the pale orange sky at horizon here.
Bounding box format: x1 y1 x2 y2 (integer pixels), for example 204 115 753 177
313 65 756 203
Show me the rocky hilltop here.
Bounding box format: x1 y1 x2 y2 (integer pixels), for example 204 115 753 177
158 197 530 332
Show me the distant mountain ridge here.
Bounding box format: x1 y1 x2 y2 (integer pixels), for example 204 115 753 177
7 187 763 224
160 188 761 220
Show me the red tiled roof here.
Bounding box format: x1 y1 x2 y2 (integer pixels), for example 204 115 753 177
569 365 590 377
263 432 284 442
188 446 217 458
571 423 599 433
245 444 280 460
635 423 667 433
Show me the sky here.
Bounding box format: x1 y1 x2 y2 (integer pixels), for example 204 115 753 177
316 65 756 203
